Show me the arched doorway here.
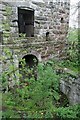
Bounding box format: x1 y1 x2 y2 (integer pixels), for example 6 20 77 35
19 54 38 80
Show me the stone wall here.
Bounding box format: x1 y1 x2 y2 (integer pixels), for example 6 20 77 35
0 0 70 38
1 0 76 104
0 0 70 89
60 76 80 105
0 0 70 59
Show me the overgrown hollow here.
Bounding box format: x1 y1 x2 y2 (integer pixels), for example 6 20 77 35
19 54 38 80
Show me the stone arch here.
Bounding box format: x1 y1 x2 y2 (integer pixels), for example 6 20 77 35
20 50 42 62
22 54 38 68
19 53 39 80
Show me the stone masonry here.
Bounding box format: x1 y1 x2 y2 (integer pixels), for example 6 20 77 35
0 0 70 61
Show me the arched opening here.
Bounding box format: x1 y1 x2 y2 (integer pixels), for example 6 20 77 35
23 54 38 68
19 54 38 80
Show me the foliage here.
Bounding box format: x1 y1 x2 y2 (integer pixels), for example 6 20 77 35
66 28 78 65
55 104 80 120
67 28 78 42
56 28 79 74
2 60 60 118
1 59 80 119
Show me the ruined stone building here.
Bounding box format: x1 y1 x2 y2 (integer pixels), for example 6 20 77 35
0 0 70 61
1 0 80 105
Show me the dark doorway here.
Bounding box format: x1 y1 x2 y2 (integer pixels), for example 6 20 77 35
46 32 49 41
19 54 38 80
22 54 38 68
18 7 34 37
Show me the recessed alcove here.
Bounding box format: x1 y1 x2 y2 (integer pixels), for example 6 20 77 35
61 17 64 23
19 54 38 80
18 7 34 37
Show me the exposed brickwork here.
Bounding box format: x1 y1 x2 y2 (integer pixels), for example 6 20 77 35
0 0 70 60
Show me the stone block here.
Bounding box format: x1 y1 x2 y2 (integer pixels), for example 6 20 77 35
36 16 47 21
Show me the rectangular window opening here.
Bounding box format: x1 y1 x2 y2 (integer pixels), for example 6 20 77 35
18 7 34 37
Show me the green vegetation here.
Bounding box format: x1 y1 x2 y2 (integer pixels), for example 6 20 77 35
2 62 58 118
1 59 80 119
60 27 79 74
67 28 78 42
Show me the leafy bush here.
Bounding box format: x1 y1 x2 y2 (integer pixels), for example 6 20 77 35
2 61 60 118
66 28 78 67
2 59 80 119
56 104 80 120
